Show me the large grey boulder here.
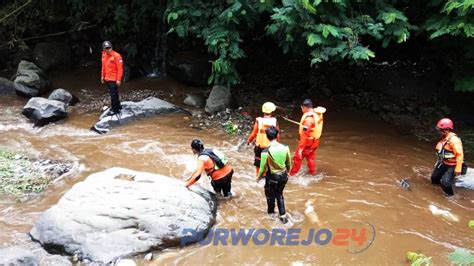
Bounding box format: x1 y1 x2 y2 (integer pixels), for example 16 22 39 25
14 61 50 98
0 77 16 94
92 97 187 134
30 167 217 264
0 246 39 266
48 88 79 107
183 94 206 108
166 51 211 86
22 97 67 126
33 42 72 71
205 85 233 114
455 167 474 190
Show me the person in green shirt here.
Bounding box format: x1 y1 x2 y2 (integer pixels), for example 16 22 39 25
256 126 292 224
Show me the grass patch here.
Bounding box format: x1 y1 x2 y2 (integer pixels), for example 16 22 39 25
0 148 50 198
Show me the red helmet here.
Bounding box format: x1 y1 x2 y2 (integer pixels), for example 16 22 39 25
436 118 453 130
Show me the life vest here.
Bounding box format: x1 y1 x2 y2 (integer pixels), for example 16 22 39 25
436 133 460 166
256 116 277 148
298 110 324 139
199 149 230 180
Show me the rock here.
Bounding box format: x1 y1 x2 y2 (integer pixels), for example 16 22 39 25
33 42 72 71
22 97 67 126
184 94 206 108
0 77 16 94
144 253 153 261
166 51 211 86
0 246 39 266
48 88 79 107
14 61 50 97
455 168 474 190
116 259 137 266
30 167 217 264
205 85 233 114
92 97 187 134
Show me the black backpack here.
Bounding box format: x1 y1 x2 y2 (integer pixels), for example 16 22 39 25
199 149 225 169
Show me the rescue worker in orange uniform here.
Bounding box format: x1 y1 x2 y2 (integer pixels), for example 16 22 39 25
247 102 280 175
100 41 123 116
185 139 234 197
289 99 325 176
431 118 465 196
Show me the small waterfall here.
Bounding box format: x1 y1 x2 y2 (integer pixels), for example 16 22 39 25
147 0 168 78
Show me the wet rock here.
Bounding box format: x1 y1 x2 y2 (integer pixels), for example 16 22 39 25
48 88 79 107
0 77 16 94
0 246 39 266
166 51 211 86
33 42 72 71
14 61 50 98
22 97 67 126
183 94 206 108
30 167 217 264
144 253 153 261
455 168 474 190
205 85 233 114
92 97 186 134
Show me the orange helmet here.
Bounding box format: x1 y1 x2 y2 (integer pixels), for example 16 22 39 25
436 118 453 130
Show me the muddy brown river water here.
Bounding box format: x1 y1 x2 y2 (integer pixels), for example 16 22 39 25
0 68 473 265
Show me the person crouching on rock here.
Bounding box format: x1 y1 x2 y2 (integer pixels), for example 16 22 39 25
185 139 234 197
257 126 291 224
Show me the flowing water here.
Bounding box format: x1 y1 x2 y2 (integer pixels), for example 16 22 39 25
0 68 473 265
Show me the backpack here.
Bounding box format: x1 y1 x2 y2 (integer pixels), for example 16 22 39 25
199 148 227 170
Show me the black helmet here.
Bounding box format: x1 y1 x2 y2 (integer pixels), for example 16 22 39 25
102 41 112 49
191 139 204 151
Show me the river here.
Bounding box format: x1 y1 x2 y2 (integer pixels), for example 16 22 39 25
0 68 473 265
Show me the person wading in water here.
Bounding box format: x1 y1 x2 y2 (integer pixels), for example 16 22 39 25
185 139 234 197
431 118 466 196
257 126 291 224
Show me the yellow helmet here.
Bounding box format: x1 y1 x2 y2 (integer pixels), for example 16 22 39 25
262 102 276 114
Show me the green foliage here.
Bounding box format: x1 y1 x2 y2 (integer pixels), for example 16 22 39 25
426 0 474 38
449 248 474 265
1 0 473 91
223 120 238 135
166 1 269 87
406 252 432 266
0 148 49 197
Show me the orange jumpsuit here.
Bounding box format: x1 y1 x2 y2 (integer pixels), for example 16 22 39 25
289 110 323 175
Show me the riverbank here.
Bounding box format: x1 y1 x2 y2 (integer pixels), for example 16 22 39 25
0 148 75 200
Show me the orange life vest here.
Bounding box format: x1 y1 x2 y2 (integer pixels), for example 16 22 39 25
256 116 277 148
436 133 462 166
298 110 324 139
200 155 232 181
